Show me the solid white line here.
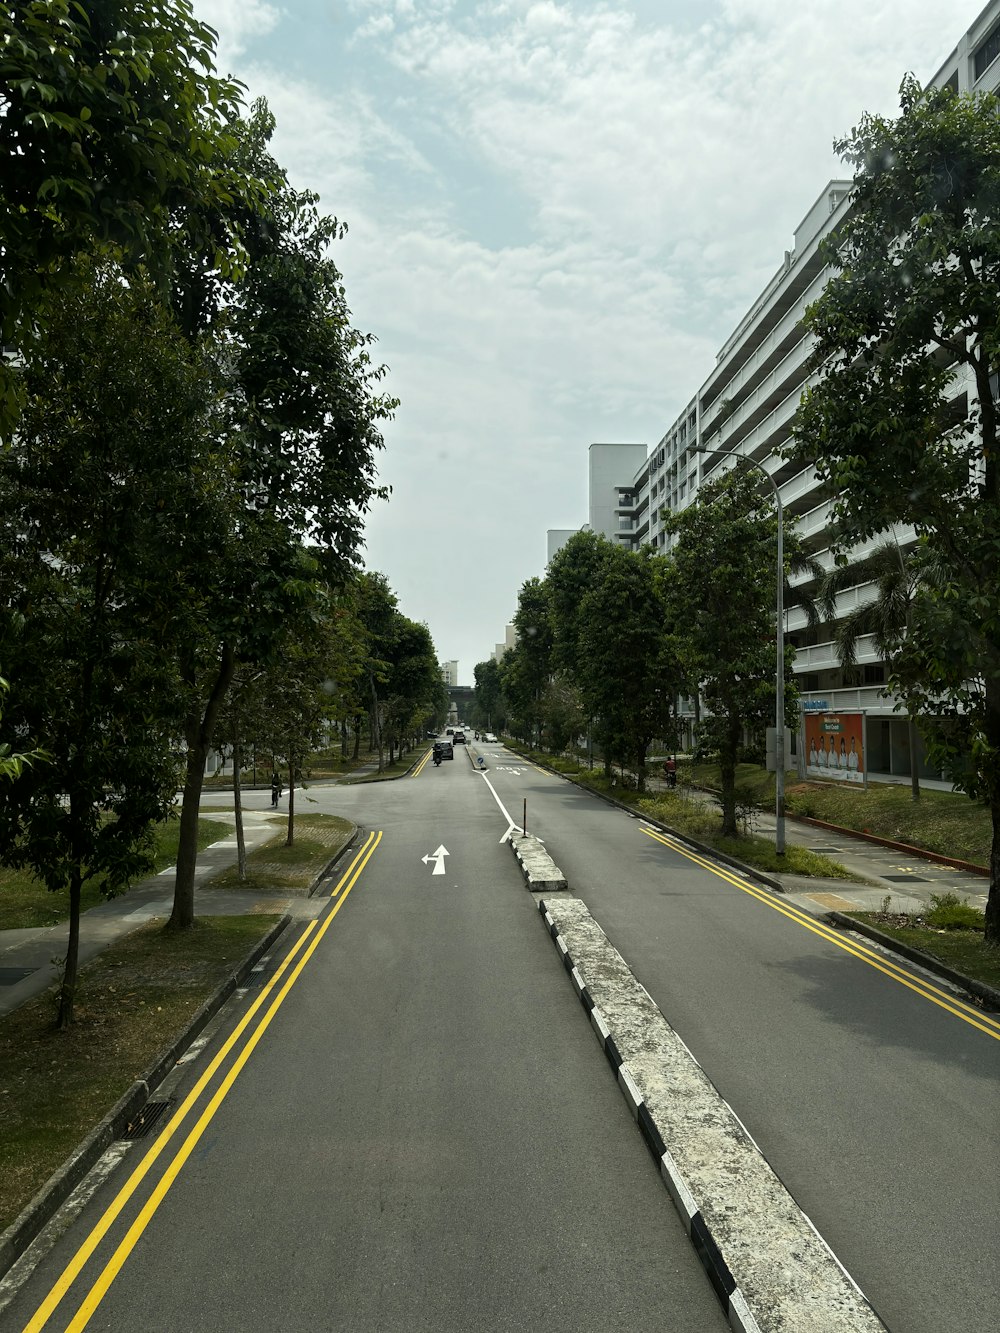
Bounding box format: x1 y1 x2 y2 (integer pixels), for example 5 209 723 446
479 771 518 831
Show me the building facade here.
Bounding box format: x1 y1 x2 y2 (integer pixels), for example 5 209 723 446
568 1 1000 777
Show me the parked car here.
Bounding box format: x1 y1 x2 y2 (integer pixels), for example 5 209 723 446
453 730 466 744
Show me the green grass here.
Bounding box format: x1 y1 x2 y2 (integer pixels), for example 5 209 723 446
0 914 281 1234
344 752 421 782
504 743 865 881
0 816 230 931
845 910 1000 991
687 761 992 866
207 813 353 893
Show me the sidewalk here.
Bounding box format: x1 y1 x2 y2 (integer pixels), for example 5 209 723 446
0 811 321 1020
648 777 990 919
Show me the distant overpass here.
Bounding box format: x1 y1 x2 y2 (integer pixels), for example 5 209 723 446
446 684 475 722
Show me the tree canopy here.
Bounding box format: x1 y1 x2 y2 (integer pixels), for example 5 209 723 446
789 75 1000 942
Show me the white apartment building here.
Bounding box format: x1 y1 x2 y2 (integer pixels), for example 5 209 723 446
439 659 460 688
575 1 1000 778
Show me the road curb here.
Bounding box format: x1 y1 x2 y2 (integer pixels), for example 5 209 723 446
794 814 989 876
307 823 361 898
0 912 293 1283
827 911 1000 1011
536 896 888 1333
508 832 567 890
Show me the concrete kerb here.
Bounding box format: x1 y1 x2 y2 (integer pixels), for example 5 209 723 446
537 895 888 1333
307 822 361 898
508 832 568 891
827 910 1000 1011
0 912 293 1283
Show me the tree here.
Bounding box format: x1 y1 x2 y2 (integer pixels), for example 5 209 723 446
789 76 1000 943
0 0 246 437
472 658 504 732
818 541 951 802
0 263 206 1025
664 470 808 836
165 111 395 926
576 546 685 791
546 530 616 676
507 577 552 746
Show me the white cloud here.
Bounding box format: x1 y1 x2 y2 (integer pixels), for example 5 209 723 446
192 0 987 675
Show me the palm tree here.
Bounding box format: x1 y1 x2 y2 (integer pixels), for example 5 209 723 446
818 540 944 801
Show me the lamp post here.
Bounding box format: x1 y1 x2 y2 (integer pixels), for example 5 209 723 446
696 449 785 856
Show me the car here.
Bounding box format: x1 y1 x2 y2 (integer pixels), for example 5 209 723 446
445 727 454 735
435 741 454 760
453 730 466 744
484 732 498 743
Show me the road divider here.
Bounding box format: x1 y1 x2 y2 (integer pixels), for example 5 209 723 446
537 894 887 1333
509 833 567 891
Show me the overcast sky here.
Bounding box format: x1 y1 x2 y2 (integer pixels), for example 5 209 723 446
193 0 987 683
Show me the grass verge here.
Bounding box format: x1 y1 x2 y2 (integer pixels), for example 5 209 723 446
844 909 1000 992
207 813 353 894
0 817 231 932
0 913 281 1234
687 761 992 866
344 753 420 782
503 743 865 881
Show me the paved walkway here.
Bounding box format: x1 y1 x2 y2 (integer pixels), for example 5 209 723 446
0 810 321 1019
648 777 990 919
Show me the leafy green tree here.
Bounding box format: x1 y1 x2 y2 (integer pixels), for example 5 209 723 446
166 114 395 925
473 658 504 732
664 470 807 835
506 577 552 745
576 546 685 791
0 264 206 1025
0 0 246 437
546 530 616 676
789 76 1000 942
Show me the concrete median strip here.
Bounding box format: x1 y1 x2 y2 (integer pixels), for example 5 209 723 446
538 895 888 1333
509 832 568 891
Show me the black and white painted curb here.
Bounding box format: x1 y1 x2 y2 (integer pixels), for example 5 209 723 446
538 896 888 1333
508 832 568 891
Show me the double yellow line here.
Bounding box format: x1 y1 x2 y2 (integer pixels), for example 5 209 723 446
642 825 1000 1043
24 831 383 1333
411 747 435 777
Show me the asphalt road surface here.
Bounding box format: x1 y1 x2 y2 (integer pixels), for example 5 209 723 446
473 742 1000 1333
5 747 729 1332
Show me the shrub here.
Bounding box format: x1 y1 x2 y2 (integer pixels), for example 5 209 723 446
925 891 985 932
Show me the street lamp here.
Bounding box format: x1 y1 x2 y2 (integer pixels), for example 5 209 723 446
695 449 786 856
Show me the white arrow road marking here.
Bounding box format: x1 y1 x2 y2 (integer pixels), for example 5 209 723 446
421 845 450 875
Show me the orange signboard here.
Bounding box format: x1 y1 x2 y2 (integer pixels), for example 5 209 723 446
805 713 864 783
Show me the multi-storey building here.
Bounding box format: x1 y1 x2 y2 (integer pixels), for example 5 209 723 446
563 1 1000 778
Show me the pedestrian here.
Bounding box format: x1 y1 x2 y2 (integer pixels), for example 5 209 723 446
271 772 280 807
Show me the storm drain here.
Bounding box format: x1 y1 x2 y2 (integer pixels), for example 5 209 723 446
808 847 842 855
122 1100 172 1141
881 873 929 882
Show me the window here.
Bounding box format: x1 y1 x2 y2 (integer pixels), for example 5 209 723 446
863 663 885 685
974 25 1000 81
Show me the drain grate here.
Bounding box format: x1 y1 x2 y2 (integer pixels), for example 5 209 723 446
0 967 36 986
122 1100 172 1141
881 874 929 883
808 847 842 854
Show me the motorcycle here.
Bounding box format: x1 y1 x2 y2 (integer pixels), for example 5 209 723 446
433 750 442 767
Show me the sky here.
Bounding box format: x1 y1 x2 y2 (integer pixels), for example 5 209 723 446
193 0 989 683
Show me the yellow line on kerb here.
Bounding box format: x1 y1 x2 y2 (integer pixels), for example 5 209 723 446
641 826 1000 1043
411 747 434 777
25 831 383 1333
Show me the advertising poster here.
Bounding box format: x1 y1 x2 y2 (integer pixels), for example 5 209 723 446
805 713 864 782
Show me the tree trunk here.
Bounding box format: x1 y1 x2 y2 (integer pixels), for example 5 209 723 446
341 718 348 760
286 749 295 847
170 644 236 929
353 716 361 762
636 740 647 793
57 862 83 1029
719 718 739 837
987 798 1000 947
907 714 921 802
233 728 247 883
